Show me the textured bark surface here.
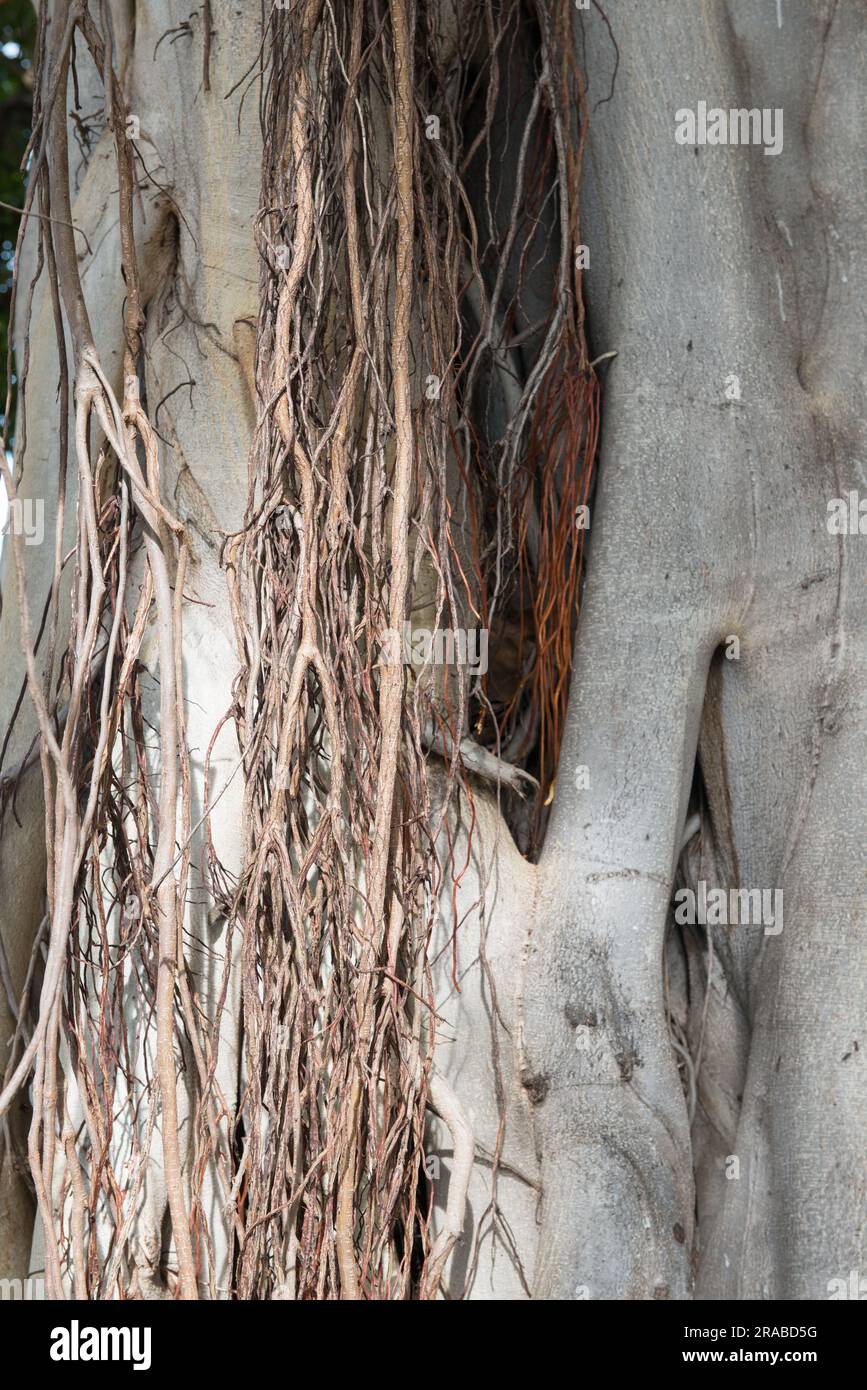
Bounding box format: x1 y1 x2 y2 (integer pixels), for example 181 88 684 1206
1 0 864 1299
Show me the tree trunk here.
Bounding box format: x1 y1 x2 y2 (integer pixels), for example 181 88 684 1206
0 0 863 1301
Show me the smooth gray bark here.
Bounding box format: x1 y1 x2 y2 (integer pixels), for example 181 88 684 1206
519 0 867 1300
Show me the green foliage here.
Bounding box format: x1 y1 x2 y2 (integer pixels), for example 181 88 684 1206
0 0 36 432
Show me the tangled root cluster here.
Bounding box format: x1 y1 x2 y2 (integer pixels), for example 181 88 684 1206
0 0 595 1298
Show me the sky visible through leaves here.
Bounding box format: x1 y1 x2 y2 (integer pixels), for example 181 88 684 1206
0 0 36 531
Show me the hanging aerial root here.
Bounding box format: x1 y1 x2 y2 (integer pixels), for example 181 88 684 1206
229 0 596 1298
1 0 206 1299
